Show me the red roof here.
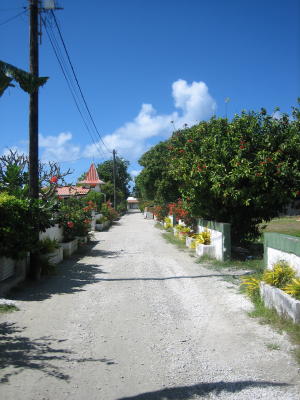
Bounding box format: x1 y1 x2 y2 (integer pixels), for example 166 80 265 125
56 186 90 197
79 163 105 185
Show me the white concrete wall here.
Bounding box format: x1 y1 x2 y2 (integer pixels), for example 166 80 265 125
267 247 300 277
197 226 223 261
39 224 63 242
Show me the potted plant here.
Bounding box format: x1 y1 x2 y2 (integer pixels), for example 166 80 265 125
195 229 215 257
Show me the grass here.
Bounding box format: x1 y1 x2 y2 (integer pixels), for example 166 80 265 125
155 222 164 230
266 343 281 351
248 292 300 363
261 215 300 237
196 255 265 274
0 304 19 314
162 231 188 250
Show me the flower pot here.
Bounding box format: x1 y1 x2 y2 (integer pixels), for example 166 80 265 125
76 236 88 244
96 223 104 231
196 243 215 258
260 282 300 324
0 257 15 282
46 246 63 264
186 236 195 249
61 239 78 258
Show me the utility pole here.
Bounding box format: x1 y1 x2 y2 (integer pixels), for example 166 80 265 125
113 149 117 209
29 0 39 199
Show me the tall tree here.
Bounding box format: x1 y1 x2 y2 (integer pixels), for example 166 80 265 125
96 157 131 203
135 141 181 204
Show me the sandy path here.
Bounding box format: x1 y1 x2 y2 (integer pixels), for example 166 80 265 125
0 212 299 399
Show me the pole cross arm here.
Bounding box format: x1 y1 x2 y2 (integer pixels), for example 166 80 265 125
0 60 49 96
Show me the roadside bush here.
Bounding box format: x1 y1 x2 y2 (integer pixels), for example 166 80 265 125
166 103 300 243
262 260 296 289
0 192 54 259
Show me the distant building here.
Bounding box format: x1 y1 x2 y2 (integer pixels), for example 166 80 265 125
127 196 139 211
78 163 105 192
56 186 90 199
56 163 105 199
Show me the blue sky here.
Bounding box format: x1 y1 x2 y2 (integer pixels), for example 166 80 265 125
1 0 299 183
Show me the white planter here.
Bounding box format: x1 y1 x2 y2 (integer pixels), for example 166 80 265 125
76 236 88 244
260 282 300 324
186 236 195 249
96 223 104 231
0 257 15 281
46 246 63 264
196 243 215 258
61 239 78 258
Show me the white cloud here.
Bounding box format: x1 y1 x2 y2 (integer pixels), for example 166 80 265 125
130 169 142 178
6 80 215 166
39 132 80 162
83 79 216 161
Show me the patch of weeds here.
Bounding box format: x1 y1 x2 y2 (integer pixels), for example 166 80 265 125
247 292 300 364
196 255 264 274
155 222 164 230
266 343 281 351
0 304 19 314
162 232 187 250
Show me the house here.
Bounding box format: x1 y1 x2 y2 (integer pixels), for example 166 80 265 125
56 163 105 199
127 196 139 212
78 163 105 192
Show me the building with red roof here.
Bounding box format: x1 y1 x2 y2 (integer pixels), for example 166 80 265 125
55 164 105 198
78 163 105 192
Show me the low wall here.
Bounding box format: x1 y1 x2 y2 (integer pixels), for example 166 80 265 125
264 232 300 276
197 219 231 261
39 224 63 242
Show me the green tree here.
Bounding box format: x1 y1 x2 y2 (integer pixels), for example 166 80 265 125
167 104 300 242
135 141 181 204
96 157 131 203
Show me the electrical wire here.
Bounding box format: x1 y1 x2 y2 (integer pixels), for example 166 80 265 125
41 14 109 159
0 9 27 26
50 10 112 155
50 10 112 154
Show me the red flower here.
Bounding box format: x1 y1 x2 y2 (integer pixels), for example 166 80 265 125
239 145 245 149
50 176 58 184
179 149 185 153
187 139 193 143
67 221 74 228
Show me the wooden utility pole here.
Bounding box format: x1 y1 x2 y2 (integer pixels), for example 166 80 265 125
113 149 117 209
29 0 39 199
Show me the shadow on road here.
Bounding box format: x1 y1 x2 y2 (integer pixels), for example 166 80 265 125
117 380 290 400
9 242 108 302
95 273 244 282
0 322 116 384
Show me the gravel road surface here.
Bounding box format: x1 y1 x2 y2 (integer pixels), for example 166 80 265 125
0 212 299 399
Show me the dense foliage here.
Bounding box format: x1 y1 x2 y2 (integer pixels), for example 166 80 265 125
167 106 300 241
135 141 180 204
96 157 131 211
0 193 55 258
136 102 300 242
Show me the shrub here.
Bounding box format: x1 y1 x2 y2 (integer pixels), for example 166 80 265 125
284 278 300 300
0 192 54 259
262 260 296 289
164 217 172 229
241 276 261 298
36 238 59 254
193 229 211 245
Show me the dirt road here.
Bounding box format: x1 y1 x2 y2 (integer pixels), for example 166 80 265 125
0 212 299 399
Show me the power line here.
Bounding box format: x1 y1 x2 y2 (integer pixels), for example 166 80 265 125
0 9 27 26
41 14 110 159
50 10 112 155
